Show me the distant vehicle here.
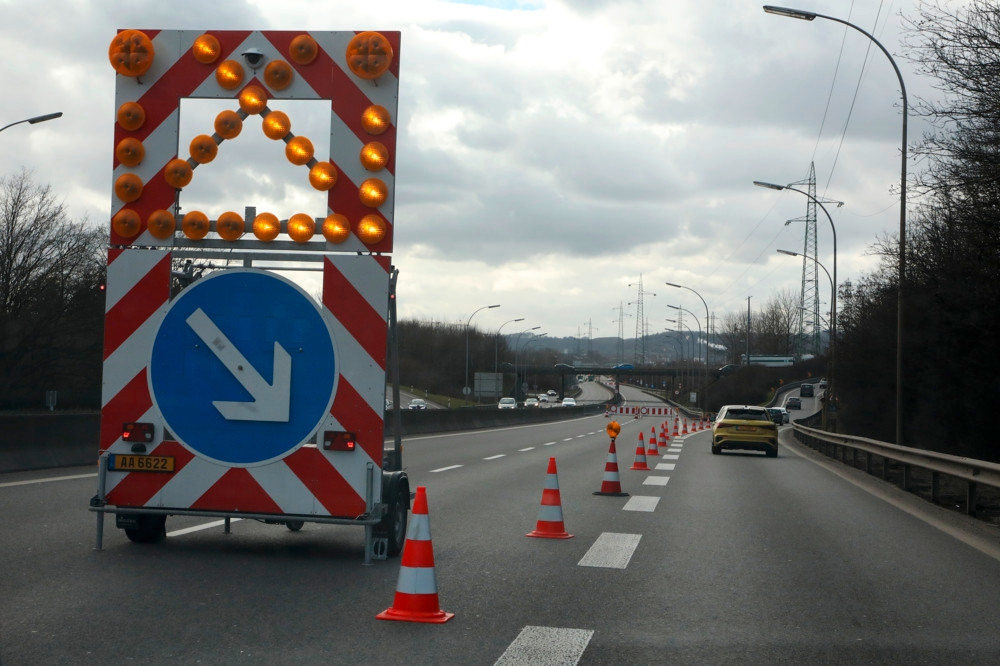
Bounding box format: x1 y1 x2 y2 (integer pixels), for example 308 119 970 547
712 405 778 457
524 398 540 408
718 364 740 376
740 354 795 367
547 390 557 396
818 380 827 389
537 394 550 403
786 397 801 410
766 407 789 425
800 384 814 397
560 397 576 407
408 398 427 410
498 397 517 409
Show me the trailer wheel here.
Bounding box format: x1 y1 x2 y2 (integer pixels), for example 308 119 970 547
286 520 304 531
124 515 166 543
375 486 408 557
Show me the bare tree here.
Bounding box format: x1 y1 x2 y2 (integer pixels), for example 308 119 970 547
0 170 106 408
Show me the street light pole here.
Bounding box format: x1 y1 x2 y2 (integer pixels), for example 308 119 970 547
0 112 62 134
667 305 703 412
465 304 500 402
665 282 711 413
513 326 541 400
763 4 908 445
495 317 524 399
755 181 839 423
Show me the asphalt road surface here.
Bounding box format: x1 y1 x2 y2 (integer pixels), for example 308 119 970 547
3 402 1000 664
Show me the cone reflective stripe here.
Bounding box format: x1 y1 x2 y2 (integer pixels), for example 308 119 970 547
594 438 628 496
527 457 573 538
630 432 649 471
673 419 680 436
681 419 689 435
646 428 659 457
377 486 454 623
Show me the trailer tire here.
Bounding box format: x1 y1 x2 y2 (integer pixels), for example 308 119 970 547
286 520 304 531
124 515 166 543
375 485 408 557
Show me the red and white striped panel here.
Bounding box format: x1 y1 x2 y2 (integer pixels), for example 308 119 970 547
611 406 675 416
101 29 396 518
111 29 398 252
100 254 388 517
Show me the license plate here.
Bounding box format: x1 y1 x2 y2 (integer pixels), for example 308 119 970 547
735 425 757 432
109 454 175 472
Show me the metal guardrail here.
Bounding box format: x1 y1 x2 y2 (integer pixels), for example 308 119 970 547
791 422 1000 517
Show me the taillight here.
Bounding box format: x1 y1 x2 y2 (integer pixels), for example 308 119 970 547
323 431 357 451
122 422 154 443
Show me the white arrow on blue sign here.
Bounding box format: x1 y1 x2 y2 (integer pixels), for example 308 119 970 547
149 269 337 466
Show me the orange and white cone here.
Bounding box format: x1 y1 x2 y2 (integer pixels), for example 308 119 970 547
646 428 660 458
681 419 689 435
527 457 573 539
630 432 650 471
673 419 680 436
661 425 671 445
594 438 629 496
377 486 454 623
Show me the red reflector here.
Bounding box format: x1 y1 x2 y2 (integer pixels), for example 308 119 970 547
122 422 154 443
323 431 357 451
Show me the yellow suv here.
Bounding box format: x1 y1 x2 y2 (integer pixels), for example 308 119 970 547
712 405 779 457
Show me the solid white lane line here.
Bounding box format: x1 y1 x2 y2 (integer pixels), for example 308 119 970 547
430 465 464 473
494 626 594 666
643 476 670 486
168 518 243 537
623 496 660 512
484 454 506 460
578 532 642 569
0 473 96 488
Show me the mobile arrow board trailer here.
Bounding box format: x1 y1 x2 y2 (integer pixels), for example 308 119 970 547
91 29 407 563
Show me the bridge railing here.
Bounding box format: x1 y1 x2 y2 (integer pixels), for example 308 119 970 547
791 422 1000 517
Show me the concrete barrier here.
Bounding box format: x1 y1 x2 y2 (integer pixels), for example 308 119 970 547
1 404 609 473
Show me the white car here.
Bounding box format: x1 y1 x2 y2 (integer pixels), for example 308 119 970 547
537 394 550 403
524 398 540 408
560 398 576 407
408 398 427 410
498 397 517 409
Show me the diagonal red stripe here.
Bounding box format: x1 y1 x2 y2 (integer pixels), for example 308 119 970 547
329 379 383 464
283 447 366 517
103 252 171 359
322 258 387 368
100 369 152 451
191 468 283 514
105 440 194 507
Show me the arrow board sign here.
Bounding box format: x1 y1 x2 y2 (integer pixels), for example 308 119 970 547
149 269 337 466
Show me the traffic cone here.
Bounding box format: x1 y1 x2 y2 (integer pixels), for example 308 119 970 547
661 424 671 444
646 428 659 458
681 419 689 435
673 419 679 436
630 433 650 471
377 486 454 623
594 438 629 496
527 458 573 539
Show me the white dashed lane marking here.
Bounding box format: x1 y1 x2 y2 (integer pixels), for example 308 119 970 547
494 626 594 666
484 454 506 460
642 476 670 486
655 463 676 471
623 496 660 512
430 465 463 473
578 532 642 569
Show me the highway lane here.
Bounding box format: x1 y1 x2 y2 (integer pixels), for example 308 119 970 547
3 412 1000 664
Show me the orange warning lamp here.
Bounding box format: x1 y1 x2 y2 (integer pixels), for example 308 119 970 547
164 159 193 189
357 214 386 245
285 136 314 165
216 211 244 241
238 85 268 115
146 210 176 240
192 34 221 64
264 60 293 90
308 162 337 191
114 173 143 202
322 214 350 244
361 105 390 135
345 31 393 80
359 178 387 208
606 421 621 439
117 102 146 131
360 141 388 171
289 34 319 65
262 111 291 140
216 60 244 90
323 431 357 451
189 135 218 164
115 138 144 167
214 110 243 140
182 211 210 240
109 30 155 77
287 213 315 243
252 212 280 242
112 209 141 238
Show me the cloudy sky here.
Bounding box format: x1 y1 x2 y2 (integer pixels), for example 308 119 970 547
1 0 947 342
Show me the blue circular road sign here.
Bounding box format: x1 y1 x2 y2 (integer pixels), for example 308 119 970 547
149 269 337 466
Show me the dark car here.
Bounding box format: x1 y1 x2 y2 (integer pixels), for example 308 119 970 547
786 396 802 410
800 384 814 397
718 364 739 376
766 407 789 425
